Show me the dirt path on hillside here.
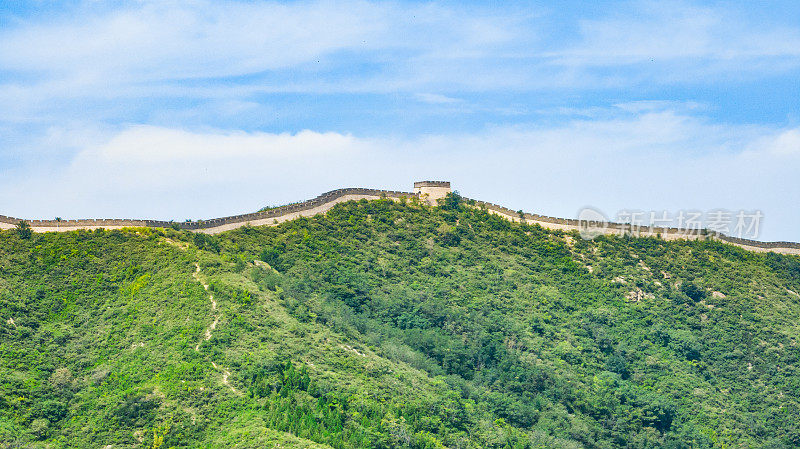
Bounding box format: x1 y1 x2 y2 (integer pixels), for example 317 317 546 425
211 361 237 393
192 263 238 394
193 263 217 351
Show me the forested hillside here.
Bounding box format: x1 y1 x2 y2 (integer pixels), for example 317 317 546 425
2 195 799 448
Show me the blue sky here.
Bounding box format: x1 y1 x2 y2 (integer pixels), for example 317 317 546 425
1 0 799 241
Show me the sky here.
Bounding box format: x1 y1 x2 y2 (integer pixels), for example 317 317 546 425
1 0 798 241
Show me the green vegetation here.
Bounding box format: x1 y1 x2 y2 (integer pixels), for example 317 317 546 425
1 194 799 448
14 221 31 240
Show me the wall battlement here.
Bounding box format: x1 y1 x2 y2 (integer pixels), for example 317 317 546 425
413 181 451 205
413 181 451 188
464 197 800 255
0 187 417 233
1 181 798 255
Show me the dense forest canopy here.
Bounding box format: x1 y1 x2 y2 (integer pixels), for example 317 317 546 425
1 195 799 448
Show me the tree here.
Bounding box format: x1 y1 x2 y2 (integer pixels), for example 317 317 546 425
193 233 220 253
16 220 32 239
441 191 463 211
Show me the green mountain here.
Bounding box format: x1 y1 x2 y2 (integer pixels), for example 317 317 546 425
2 195 799 448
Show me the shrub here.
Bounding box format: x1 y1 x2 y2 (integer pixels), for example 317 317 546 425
193 233 220 253
16 220 32 239
680 282 707 302
115 394 159 426
259 246 285 271
30 418 49 440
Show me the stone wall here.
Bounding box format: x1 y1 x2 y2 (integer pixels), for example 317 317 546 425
413 181 452 205
1 184 798 256
464 197 800 255
0 188 416 233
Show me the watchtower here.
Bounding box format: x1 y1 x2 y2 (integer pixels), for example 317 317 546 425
414 181 451 205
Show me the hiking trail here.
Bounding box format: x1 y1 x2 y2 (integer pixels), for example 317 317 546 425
192 263 237 394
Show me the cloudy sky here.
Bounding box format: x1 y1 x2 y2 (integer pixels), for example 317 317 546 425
1 0 799 241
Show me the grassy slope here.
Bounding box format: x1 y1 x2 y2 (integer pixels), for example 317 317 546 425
1 196 799 448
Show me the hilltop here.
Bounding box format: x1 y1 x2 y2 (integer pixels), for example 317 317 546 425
2 181 798 255
1 194 800 448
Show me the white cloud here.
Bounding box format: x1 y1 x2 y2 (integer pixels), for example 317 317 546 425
2 109 798 241
555 1 800 65
0 0 527 97
612 100 705 114
2 0 797 105
414 93 463 104
62 126 368 195
743 129 800 158
0 1 383 79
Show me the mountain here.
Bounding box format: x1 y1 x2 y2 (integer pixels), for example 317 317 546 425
1 194 799 448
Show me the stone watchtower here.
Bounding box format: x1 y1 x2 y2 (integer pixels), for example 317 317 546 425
414 181 451 205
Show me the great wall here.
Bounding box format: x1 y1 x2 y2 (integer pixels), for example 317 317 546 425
1 181 799 255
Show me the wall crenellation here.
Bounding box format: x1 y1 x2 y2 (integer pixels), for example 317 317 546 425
0 188 417 231
465 197 800 253
1 182 798 255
